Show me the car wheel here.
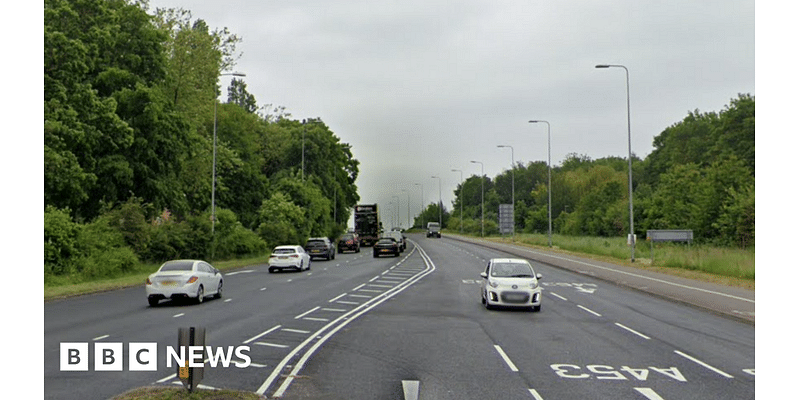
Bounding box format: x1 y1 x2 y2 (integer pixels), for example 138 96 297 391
196 285 204 304
269 267 275 273
148 297 159 307
373 253 378 258
483 291 493 310
214 281 223 299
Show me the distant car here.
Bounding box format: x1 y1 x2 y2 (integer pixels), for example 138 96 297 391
269 245 311 273
382 231 406 252
426 222 441 238
305 237 336 260
480 258 543 311
337 233 360 253
373 237 400 257
146 260 223 306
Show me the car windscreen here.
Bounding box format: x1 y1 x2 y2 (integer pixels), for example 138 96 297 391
273 248 296 254
159 261 194 272
491 263 534 277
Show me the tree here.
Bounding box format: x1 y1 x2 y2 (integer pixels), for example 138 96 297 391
227 78 257 113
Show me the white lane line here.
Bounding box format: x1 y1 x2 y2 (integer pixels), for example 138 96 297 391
369 276 380 282
494 345 519 372
281 328 310 334
402 380 420 400
156 373 176 383
328 293 347 303
260 287 266 291
244 325 282 344
92 335 109 341
303 317 329 322
255 342 289 349
549 292 568 301
358 289 384 293
634 387 666 400
295 306 321 320
674 350 733 378
577 305 602 317
321 308 347 312
348 294 372 299
528 389 545 400
352 283 366 291
226 270 254 276
336 300 360 305
224 298 232 302
615 323 651 340
368 284 393 288
173 313 185 318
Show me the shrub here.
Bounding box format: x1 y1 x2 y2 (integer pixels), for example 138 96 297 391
44 206 84 276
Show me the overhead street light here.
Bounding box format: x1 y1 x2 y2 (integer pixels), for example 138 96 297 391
414 183 423 228
451 169 463 234
595 64 635 262
431 176 442 226
528 120 552 247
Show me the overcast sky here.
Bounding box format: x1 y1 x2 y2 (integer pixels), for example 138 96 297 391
145 0 755 228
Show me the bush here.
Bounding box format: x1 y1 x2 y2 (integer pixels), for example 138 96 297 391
44 206 84 276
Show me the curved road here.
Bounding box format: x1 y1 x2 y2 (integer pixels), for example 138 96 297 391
44 234 754 399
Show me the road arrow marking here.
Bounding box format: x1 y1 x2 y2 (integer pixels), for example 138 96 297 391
402 380 419 400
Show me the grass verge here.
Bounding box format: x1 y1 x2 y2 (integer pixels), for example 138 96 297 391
112 386 265 400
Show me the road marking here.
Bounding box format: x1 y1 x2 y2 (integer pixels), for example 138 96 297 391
528 389 545 400
494 345 519 372
348 294 372 299
353 283 366 291
282 328 310 334
358 289 384 293
674 350 733 378
92 335 109 341
328 293 347 303
303 317 329 322
156 373 176 383
634 387 666 400
615 323 651 340
321 308 347 312
173 313 184 318
368 284 393 288
260 287 266 291
295 307 321 319
402 380 420 400
244 325 282 344
224 298 232 302
577 305 602 317
255 342 289 349
336 300 360 305
225 270 254 276
549 292 568 301
369 276 381 282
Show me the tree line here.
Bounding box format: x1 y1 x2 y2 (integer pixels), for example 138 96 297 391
44 0 359 280
416 93 755 248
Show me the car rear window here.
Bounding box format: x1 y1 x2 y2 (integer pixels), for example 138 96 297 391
306 240 325 245
273 248 296 254
160 261 194 271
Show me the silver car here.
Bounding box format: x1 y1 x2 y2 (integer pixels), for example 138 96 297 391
146 260 223 306
480 258 543 311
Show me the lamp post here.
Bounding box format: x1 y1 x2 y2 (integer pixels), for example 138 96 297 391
528 120 552 247
392 195 400 229
451 169 463 233
212 71 246 259
596 64 635 262
470 160 484 237
401 189 411 229
497 145 515 241
414 183 423 228
431 176 442 226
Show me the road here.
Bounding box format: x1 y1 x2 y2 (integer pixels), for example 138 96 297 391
44 234 755 399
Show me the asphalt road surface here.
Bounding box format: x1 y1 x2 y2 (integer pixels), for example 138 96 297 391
44 234 754 399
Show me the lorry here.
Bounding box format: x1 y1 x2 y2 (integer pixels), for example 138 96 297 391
354 204 381 247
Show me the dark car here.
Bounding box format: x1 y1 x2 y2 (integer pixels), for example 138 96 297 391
305 237 335 260
382 231 406 252
373 237 400 258
337 233 361 253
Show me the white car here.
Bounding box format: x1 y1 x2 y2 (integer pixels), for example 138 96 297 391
480 258 543 311
146 260 223 306
268 245 311 273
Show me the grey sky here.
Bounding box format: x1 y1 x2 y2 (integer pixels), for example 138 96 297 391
146 0 754 228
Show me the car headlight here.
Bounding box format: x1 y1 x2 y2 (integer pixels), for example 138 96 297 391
489 280 499 288
529 280 539 289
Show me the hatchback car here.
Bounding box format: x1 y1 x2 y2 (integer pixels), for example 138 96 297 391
480 258 543 311
269 245 311 273
146 260 223 306
373 237 400 257
337 233 360 253
305 237 336 260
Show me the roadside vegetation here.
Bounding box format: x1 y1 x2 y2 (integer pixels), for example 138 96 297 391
112 386 264 400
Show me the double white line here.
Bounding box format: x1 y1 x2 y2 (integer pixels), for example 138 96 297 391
256 241 437 397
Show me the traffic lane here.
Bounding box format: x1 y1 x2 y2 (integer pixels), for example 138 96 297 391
43 250 403 399
282 239 533 399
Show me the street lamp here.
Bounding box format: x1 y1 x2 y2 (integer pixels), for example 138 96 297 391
212 71 246 258
401 189 411 229
451 169 463 233
596 64 635 262
431 176 442 226
392 195 400 229
528 120 552 247
414 183 423 228
470 160 484 237
497 145 515 241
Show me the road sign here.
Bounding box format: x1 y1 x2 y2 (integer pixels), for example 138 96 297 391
499 204 513 234
178 327 205 392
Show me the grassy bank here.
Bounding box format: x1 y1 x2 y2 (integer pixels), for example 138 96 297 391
112 386 265 399
464 232 754 289
44 256 267 301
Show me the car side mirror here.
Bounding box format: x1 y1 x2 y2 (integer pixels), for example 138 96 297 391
480 272 488 279
536 273 543 280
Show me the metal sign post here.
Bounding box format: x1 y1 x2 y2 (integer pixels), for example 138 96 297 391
177 327 205 392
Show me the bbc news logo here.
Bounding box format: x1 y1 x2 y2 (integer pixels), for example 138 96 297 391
60 342 251 371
